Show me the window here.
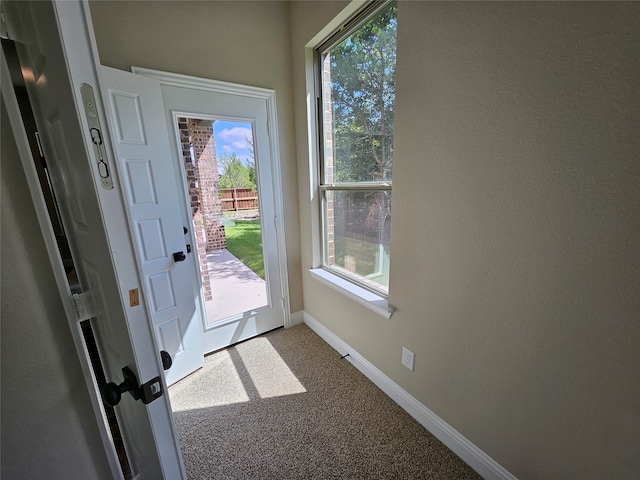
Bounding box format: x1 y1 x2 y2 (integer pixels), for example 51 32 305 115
317 1 397 296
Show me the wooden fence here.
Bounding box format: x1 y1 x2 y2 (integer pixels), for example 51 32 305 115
220 188 258 212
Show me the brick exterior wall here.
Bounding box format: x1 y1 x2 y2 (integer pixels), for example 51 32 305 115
187 119 226 252
323 55 335 266
177 117 227 302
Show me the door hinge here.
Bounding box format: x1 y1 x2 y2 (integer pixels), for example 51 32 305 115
72 291 95 321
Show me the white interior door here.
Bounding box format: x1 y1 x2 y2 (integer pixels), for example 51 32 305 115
3 1 184 478
99 66 204 386
141 71 288 354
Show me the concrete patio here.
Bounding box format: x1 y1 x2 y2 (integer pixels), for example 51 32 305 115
204 249 267 324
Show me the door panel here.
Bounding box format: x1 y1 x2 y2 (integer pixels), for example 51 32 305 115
157 81 286 353
3 1 184 478
100 66 204 386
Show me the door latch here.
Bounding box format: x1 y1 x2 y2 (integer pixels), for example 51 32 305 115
140 376 163 404
80 83 113 190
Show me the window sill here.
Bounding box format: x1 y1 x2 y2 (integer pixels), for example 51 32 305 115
309 268 394 319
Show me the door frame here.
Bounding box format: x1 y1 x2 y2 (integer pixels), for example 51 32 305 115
132 67 292 333
1 51 124 479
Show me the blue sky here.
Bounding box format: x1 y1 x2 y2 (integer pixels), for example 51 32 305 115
213 120 253 165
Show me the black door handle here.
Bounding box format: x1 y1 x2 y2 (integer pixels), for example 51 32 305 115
101 367 140 407
161 350 173 370
173 251 186 262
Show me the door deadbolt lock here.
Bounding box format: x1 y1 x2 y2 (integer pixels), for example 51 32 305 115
173 251 186 262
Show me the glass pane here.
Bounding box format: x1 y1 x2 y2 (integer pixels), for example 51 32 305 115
324 190 391 292
321 3 397 184
175 117 267 326
211 120 267 324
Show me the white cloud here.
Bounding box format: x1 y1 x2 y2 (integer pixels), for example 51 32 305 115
218 127 252 144
216 124 253 159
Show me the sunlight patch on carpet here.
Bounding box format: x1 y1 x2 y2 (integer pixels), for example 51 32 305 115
236 338 307 399
169 350 249 411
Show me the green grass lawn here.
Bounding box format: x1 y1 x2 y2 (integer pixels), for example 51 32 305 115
224 220 265 279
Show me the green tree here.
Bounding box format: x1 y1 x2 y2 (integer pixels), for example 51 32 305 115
328 3 397 182
218 153 256 190
325 2 396 282
243 134 258 189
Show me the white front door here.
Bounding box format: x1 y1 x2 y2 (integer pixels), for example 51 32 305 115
99 66 204 386
143 72 289 354
3 1 184 478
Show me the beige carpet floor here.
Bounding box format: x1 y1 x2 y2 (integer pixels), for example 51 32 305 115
169 324 481 480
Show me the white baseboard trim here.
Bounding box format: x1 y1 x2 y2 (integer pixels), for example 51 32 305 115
302 311 517 480
289 310 305 326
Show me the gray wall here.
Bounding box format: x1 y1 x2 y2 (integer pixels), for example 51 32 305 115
1 96 112 479
89 0 303 314
291 2 640 479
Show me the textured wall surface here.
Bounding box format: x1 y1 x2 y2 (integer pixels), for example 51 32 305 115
290 2 640 479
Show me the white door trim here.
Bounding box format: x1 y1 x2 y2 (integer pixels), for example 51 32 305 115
1 50 123 480
131 67 292 329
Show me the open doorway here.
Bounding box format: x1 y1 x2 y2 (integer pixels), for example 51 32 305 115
138 67 290 356
99 66 289 385
97 65 292 474
176 117 268 325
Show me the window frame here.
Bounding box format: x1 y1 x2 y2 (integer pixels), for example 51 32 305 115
314 0 396 299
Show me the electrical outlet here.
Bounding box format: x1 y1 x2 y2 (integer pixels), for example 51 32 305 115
401 347 415 371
